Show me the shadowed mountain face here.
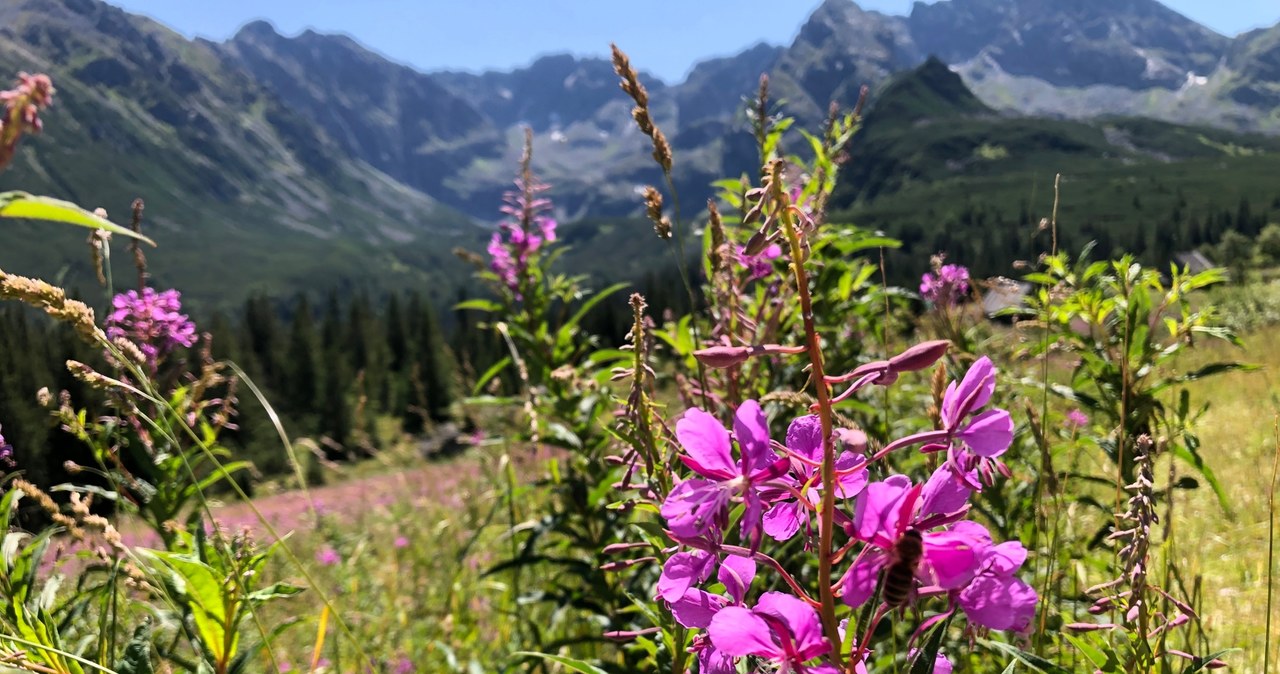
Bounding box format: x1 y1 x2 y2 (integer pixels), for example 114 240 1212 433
1222 24 1280 108
220 21 506 215
0 0 475 305
1 0 1279 304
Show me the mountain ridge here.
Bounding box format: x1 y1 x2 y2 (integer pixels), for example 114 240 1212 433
2 0 1280 306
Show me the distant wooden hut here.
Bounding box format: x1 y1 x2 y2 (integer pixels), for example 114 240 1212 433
1173 250 1216 274
981 278 1031 319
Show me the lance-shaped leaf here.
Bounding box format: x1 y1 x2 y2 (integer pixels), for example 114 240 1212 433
0 191 155 244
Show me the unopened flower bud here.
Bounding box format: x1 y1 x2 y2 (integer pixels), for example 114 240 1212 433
888 340 950 373
1064 622 1113 632
743 228 770 256
603 627 660 643
694 343 804 369
602 542 651 555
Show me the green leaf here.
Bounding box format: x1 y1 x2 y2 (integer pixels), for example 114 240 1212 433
0 192 155 244
510 652 610 674
471 356 512 395
1168 442 1232 515
907 617 948 674
247 582 305 603
137 551 229 663
980 640 1071 674
1179 649 1239 674
453 298 502 313
1062 634 1108 669
561 282 630 334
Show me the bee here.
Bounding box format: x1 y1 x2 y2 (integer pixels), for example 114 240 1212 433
882 529 924 608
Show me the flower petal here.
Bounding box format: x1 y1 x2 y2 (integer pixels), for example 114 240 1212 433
661 479 731 539
840 551 886 608
763 500 803 542
959 573 1038 632
786 414 823 464
919 464 971 517
753 592 829 661
708 606 780 658
734 400 774 472
670 588 726 628
834 452 869 499
959 408 1014 457
677 408 735 478
657 550 716 601
853 476 912 547
985 541 1028 576
943 356 995 426
698 646 738 674
922 527 985 590
718 554 757 604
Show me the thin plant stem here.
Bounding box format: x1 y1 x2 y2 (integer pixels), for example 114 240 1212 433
1266 415 1279 674
1035 171 1063 646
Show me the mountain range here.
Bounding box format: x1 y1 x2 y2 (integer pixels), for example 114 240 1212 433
1 0 1279 306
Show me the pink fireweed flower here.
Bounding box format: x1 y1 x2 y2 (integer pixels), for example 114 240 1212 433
0 72 54 171
1065 408 1089 429
708 591 835 673
840 466 980 609
920 263 970 306
0 423 12 467
934 356 1015 489
394 536 410 549
657 549 717 602
105 288 197 369
762 415 868 542
316 546 341 566
486 173 557 296
660 401 790 546
667 554 755 627
737 243 782 281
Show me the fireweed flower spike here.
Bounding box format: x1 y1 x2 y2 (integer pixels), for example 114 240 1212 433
708 591 837 673
920 263 970 307
0 72 54 171
105 288 197 369
0 423 12 467
660 400 789 546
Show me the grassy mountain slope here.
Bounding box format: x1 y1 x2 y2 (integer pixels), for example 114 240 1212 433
828 61 1280 280
0 0 477 308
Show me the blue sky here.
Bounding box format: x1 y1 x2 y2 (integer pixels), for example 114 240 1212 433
110 0 1280 82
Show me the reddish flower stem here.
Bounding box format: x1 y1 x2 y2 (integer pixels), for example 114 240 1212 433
776 168 844 665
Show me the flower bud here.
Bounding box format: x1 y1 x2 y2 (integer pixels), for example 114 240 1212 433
694 345 752 368
888 340 950 373
1064 622 1114 632
743 228 770 256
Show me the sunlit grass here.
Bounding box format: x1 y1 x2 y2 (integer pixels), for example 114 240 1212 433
1163 330 1279 670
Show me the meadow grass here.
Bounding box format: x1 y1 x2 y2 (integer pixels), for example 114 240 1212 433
1161 328 1280 670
